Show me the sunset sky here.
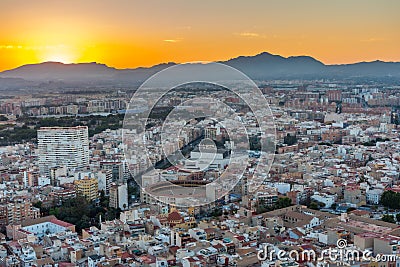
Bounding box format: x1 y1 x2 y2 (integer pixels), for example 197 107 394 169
0 0 399 71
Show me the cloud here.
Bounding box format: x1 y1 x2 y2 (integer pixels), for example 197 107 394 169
0 44 66 50
360 38 387 43
163 39 182 43
239 32 260 37
235 32 267 38
0 45 16 49
0 45 37 50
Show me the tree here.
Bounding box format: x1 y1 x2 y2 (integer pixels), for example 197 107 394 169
284 134 297 146
275 197 292 209
209 208 223 218
0 115 8 121
309 202 319 210
77 215 91 230
346 207 356 213
33 201 42 209
381 191 400 209
382 214 396 223
99 190 109 207
396 213 400 222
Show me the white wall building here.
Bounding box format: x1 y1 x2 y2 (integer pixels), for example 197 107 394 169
38 126 89 177
366 188 383 205
109 183 129 210
311 192 336 208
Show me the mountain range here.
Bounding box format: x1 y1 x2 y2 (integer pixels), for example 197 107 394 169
0 52 399 89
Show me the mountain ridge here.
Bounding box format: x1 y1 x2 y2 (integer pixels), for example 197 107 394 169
1 52 400 85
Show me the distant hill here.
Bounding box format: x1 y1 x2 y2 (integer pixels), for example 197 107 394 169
1 52 400 88
0 62 117 81
221 52 326 79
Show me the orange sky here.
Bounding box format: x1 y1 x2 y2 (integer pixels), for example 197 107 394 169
0 0 399 71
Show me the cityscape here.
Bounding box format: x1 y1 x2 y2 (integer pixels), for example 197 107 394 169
1 1 400 267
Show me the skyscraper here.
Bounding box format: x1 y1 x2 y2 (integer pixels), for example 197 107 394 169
38 126 89 177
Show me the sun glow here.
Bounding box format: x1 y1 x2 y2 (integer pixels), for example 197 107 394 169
39 46 78 63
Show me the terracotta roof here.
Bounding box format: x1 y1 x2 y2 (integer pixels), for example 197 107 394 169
50 218 73 227
213 243 224 249
290 228 305 237
167 211 183 222
21 215 57 227
234 235 245 241
350 210 370 216
204 227 217 233
285 211 313 221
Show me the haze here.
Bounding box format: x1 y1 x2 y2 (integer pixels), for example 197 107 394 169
0 0 399 71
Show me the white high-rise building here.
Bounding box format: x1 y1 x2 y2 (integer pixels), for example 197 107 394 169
38 126 89 177
109 183 128 210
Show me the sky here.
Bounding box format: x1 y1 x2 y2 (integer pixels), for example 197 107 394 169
0 0 399 71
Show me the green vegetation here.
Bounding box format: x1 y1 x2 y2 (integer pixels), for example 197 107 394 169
382 214 396 223
0 115 8 121
362 137 390 147
380 190 400 209
128 184 140 200
209 208 223 218
309 202 319 210
284 134 297 146
307 200 326 210
0 126 37 146
346 207 356 213
249 135 261 151
148 106 174 120
257 197 292 214
40 195 121 233
0 114 123 145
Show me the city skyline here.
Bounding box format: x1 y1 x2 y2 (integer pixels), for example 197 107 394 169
0 0 399 71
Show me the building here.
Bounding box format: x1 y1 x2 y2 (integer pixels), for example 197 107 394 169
310 192 336 208
0 201 40 227
343 186 366 206
97 170 113 195
366 188 383 205
6 215 75 240
49 166 67 186
100 161 124 183
109 183 128 210
48 187 77 205
326 90 342 102
255 188 279 207
184 144 230 171
74 177 99 201
38 126 89 177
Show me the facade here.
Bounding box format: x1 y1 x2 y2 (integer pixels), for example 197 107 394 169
109 183 129 210
366 188 383 205
97 169 113 195
100 161 124 183
0 202 40 227
38 126 89 177
6 215 75 240
310 192 336 208
74 177 99 201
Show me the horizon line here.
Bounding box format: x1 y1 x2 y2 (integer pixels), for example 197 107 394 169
1 51 399 72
